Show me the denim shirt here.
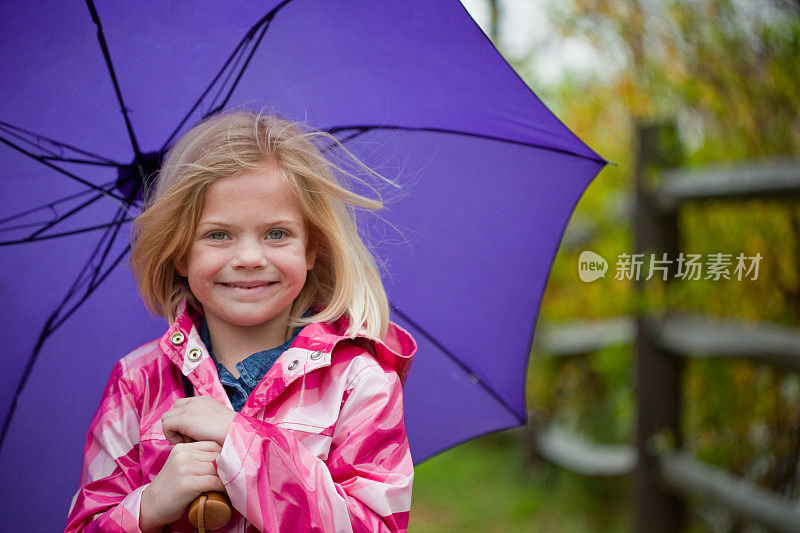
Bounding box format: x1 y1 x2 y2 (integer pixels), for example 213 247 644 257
199 317 302 412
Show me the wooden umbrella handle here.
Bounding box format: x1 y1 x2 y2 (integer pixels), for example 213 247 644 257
187 491 231 532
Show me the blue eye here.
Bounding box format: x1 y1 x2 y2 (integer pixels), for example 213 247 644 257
209 230 228 240
267 229 285 240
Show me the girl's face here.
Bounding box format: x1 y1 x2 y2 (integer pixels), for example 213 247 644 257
176 165 316 335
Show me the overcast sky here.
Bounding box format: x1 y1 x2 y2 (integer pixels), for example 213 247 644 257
460 0 605 86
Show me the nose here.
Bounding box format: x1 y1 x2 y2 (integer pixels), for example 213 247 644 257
230 238 267 269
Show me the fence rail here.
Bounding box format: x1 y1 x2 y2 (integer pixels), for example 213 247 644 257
658 451 800 533
534 316 634 356
651 314 800 371
537 314 800 371
531 422 635 477
656 158 800 213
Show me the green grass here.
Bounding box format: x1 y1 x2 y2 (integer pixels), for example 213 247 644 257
409 431 632 532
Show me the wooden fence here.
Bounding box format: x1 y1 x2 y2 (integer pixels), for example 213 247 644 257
530 122 800 532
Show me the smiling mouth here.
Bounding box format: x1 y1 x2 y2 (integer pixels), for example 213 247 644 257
219 281 276 289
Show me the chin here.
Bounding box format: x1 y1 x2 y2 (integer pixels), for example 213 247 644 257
221 309 292 328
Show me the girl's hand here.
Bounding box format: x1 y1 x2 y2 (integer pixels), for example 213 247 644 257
162 396 236 446
139 441 225 533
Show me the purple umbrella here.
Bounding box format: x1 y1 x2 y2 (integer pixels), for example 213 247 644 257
0 1 606 529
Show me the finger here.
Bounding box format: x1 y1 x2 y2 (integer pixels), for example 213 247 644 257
164 396 202 417
164 423 194 445
163 405 229 445
181 448 222 463
172 455 222 481
166 445 216 475
162 405 201 430
161 403 187 422
185 453 222 466
186 440 223 453
162 411 191 440
166 433 192 445
163 425 189 445
169 441 221 459
178 396 208 410
177 454 222 473
191 474 227 494
161 410 179 430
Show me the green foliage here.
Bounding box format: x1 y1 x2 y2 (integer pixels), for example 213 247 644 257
527 0 800 526
409 433 631 533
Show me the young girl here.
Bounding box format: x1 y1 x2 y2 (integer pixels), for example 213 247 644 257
65 111 416 532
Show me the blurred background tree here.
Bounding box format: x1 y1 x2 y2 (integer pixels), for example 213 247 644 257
412 1 800 531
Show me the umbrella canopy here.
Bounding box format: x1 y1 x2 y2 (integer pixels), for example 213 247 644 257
0 1 606 529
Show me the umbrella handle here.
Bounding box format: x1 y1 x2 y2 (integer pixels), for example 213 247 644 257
180 376 232 531
187 491 231 532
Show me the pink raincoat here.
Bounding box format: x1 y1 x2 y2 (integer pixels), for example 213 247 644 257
65 301 416 532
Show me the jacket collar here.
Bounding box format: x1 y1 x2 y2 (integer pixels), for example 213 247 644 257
159 300 417 410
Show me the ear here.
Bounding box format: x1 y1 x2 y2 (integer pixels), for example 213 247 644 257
305 239 318 271
174 255 187 277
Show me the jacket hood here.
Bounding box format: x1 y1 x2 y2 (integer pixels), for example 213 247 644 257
318 317 417 385
276 314 417 385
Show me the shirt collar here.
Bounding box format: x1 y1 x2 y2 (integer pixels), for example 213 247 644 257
199 316 302 388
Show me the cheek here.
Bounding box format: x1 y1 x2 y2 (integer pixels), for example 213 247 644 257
184 250 225 283
286 256 311 288
292 262 310 285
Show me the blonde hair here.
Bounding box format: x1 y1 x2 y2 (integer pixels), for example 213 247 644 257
130 109 391 338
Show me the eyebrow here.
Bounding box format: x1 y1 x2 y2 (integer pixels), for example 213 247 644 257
196 219 303 230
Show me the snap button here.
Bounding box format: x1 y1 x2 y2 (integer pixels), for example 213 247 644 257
170 332 185 345
310 350 323 361
187 347 202 361
287 359 300 371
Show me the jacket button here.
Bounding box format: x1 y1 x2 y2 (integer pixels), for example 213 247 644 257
287 359 300 371
310 350 323 361
187 348 202 361
170 332 185 345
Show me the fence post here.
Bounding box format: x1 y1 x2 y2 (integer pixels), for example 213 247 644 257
633 121 685 532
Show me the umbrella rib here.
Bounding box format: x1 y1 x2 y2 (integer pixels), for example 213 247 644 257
206 18 272 116
39 157 120 167
160 37 249 149
85 0 143 160
330 128 370 147
0 119 123 166
53 243 131 334
87 206 126 288
0 310 59 452
0 135 130 206
0 191 105 241
0 242 131 452
0 219 134 247
390 305 526 424
310 128 370 157
27 192 105 240
327 124 608 165
162 0 295 150
207 35 253 115
0 179 116 226
60 209 125 311
0 204 129 450
35 206 128 350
